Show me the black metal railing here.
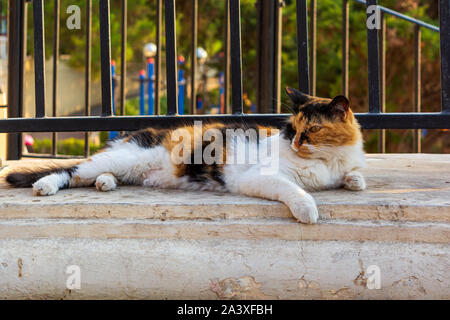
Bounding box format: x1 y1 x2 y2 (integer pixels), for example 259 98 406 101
2 0 450 161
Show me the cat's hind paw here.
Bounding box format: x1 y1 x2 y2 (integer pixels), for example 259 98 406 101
95 173 117 192
288 194 319 224
33 178 59 196
344 171 366 191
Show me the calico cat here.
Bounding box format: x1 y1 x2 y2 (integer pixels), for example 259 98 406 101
6 88 366 224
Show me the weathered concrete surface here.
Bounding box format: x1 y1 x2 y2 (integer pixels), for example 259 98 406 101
0 154 449 299
0 154 449 223
0 219 448 243
0 239 448 299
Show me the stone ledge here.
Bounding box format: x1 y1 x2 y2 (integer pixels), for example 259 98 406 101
1 239 448 299
0 154 449 299
0 218 448 243
0 154 449 224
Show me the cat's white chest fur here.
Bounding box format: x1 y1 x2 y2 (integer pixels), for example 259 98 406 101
224 133 365 193
268 134 365 191
285 148 365 191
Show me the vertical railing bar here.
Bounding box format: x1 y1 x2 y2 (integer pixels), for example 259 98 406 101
414 25 422 153
229 0 243 114
33 0 46 118
23 1 28 72
155 0 162 115
274 0 283 114
256 0 275 114
296 0 309 94
52 0 60 156
84 0 92 157
120 0 127 116
165 0 178 115
7 0 26 160
224 0 231 113
190 0 198 115
366 0 381 113
309 0 317 95
342 0 349 97
255 0 265 114
99 0 113 117
439 0 450 112
378 11 386 153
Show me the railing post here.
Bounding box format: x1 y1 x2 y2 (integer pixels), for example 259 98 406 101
224 0 231 114
309 0 317 96
33 0 46 119
120 0 127 116
7 0 26 160
439 0 450 112
366 0 381 113
296 0 309 94
230 0 243 114
84 0 92 157
99 0 113 117
378 11 386 153
342 0 349 97
155 0 162 115
257 0 283 114
190 0 198 115
414 25 422 153
52 0 60 156
165 0 178 115
274 0 283 113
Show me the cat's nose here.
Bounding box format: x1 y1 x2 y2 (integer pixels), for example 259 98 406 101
295 132 308 147
294 137 302 148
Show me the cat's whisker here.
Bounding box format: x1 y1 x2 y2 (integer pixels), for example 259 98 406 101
271 98 296 115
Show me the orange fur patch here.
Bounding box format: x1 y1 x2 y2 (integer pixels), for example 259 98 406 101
292 108 361 149
70 174 95 187
162 123 228 178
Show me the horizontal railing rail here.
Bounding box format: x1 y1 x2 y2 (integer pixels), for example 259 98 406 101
1 0 449 161
353 0 440 32
1 113 449 133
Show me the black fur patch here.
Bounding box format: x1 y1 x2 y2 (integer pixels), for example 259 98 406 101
184 162 225 186
179 121 266 186
6 166 77 188
281 119 296 141
299 101 333 121
125 129 167 148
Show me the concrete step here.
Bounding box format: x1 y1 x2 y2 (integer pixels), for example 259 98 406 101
1 238 449 299
1 154 449 223
0 154 449 299
0 218 448 244
0 185 449 223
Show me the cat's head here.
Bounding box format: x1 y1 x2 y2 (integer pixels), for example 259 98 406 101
283 87 362 158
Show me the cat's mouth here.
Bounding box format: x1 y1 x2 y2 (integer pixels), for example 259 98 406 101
290 139 300 152
291 139 313 156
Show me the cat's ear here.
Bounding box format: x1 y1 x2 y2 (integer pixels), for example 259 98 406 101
285 87 313 107
329 95 350 120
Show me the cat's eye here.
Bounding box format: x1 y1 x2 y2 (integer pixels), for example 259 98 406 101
309 126 322 133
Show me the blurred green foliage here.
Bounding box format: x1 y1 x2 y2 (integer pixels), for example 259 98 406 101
33 137 102 156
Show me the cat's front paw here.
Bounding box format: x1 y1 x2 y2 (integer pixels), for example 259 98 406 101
288 194 319 224
344 171 366 191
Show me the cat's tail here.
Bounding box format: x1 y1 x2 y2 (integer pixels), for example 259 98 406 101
4 161 82 188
